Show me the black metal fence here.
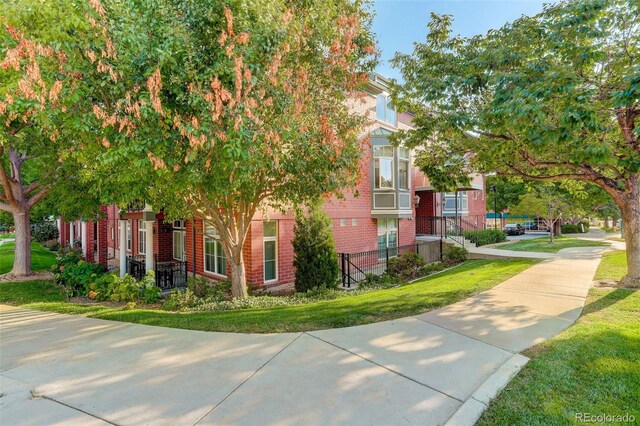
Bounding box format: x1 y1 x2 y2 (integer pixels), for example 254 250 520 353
338 240 442 288
126 255 187 290
415 216 484 247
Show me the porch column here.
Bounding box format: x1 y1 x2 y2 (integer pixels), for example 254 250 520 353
56 218 62 244
69 221 75 247
145 219 154 273
81 221 87 256
119 218 127 277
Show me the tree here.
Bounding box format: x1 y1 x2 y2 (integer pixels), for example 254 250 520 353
87 0 376 297
0 0 106 275
292 202 340 293
510 185 570 244
392 0 640 287
485 176 527 214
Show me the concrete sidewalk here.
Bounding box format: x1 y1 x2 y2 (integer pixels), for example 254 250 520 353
0 247 606 426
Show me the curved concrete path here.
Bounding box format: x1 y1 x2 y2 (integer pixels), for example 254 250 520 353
0 247 607 426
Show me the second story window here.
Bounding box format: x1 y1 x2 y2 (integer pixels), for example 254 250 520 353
376 93 397 126
399 147 410 190
374 145 394 189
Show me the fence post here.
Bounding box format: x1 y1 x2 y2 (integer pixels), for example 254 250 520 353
340 253 346 287
385 247 389 265
439 238 443 261
346 253 351 288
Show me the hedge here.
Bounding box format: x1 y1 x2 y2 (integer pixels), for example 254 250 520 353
464 229 507 246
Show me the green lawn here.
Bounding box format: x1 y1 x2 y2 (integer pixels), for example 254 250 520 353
0 233 14 239
478 288 640 425
595 251 627 282
0 258 537 333
0 241 58 274
497 236 610 253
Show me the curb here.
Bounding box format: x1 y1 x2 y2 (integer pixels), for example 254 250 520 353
444 353 529 426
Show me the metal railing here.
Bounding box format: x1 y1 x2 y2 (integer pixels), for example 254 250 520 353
338 241 442 288
126 255 187 290
416 216 483 246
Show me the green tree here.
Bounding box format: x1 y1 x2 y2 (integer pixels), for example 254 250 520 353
0 0 105 275
510 185 570 244
392 0 640 287
87 0 376 297
292 202 340 292
486 176 527 214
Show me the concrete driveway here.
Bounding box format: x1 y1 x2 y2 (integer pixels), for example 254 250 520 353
0 247 606 426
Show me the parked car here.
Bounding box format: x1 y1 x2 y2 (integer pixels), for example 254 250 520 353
503 224 525 235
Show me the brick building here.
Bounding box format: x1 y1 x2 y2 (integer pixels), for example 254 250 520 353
59 74 486 291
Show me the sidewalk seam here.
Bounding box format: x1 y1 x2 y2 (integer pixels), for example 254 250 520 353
305 331 465 403
34 393 119 426
192 333 303 426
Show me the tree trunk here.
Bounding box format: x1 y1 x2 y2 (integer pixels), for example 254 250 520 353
619 196 640 288
229 249 248 298
604 217 610 229
11 207 31 276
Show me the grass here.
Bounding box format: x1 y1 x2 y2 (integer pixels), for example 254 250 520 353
0 258 537 333
595 251 627 282
0 232 14 239
0 241 58 275
478 288 640 425
497 236 610 253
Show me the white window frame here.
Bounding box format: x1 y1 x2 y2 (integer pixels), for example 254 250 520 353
377 218 398 259
376 93 397 126
138 219 146 255
173 220 186 261
126 220 132 252
398 147 410 190
443 192 469 212
263 221 278 283
374 145 394 189
203 224 226 277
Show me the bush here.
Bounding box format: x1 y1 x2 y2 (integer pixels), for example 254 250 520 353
464 229 507 246
107 272 162 303
31 222 59 243
53 249 105 296
292 203 340 292
187 276 230 300
386 252 426 280
417 262 445 277
561 224 580 234
442 246 468 266
43 239 61 251
360 273 405 289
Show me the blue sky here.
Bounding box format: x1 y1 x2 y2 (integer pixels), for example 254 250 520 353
372 0 549 80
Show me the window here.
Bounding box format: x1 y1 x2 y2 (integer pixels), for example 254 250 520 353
352 218 357 226
374 145 394 189
340 219 347 227
376 93 397 126
204 224 226 276
399 147 410 190
173 220 185 260
263 221 278 282
138 219 146 254
111 225 114 241
377 218 398 258
126 220 132 251
443 192 469 212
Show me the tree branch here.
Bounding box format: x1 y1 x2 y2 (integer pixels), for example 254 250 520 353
26 186 49 209
0 200 13 213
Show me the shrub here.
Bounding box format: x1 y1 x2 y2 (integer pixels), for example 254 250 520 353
43 240 61 251
417 262 445 277
386 252 426 280
561 224 580 234
86 273 116 301
107 272 161 303
360 273 405 289
186 276 230 300
442 246 468 266
292 203 340 292
464 229 507 246
162 288 201 310
31 222 59 243
53 250 105 296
